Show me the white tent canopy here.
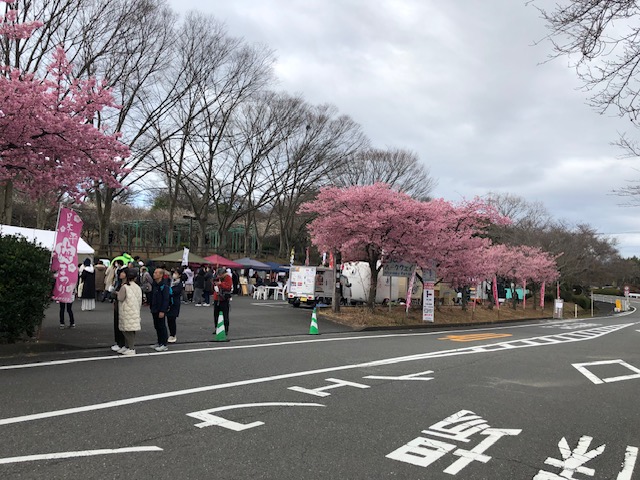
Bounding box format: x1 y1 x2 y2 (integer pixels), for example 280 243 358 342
0 224 94 255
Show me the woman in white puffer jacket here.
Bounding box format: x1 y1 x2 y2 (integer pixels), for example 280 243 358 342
116 268 143 356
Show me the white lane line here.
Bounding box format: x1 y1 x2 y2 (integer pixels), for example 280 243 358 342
2 318 635 371
618 446 638 480
0 446 163 465
0 323 632 427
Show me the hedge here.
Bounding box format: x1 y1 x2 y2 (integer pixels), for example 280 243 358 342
0 235 54 343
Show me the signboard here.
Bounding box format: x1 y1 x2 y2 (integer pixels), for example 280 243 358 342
288 266 317 298
382 261 416 278
553 299 564 319
51 208 83 303
422 282 435 322
422 263 437 283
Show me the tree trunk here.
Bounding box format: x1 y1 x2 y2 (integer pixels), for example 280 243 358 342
0 180 14 225
95 187 114 259
367 258 378 311
35 199 49 229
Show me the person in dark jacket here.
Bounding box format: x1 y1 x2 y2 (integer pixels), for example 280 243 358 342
203 266 214 306
150 267 170 351
167 269 183 343
213 269 234 336
79 258 96 311
193 267 206 306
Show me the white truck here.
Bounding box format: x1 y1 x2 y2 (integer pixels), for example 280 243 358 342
341 261 411 304
287 266 335 307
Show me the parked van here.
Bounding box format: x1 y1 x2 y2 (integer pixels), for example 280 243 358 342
287 266 335 307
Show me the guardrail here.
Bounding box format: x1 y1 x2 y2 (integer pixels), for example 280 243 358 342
591 294 631 311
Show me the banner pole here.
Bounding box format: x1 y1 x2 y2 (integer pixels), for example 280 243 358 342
49 203 63 271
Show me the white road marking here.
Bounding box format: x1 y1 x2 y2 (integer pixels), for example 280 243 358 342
186 402 325 431
618 446 639 480
2 318 634 371
0 446 162 465
0 323 632 427
573 360 640 385
364 370 434 381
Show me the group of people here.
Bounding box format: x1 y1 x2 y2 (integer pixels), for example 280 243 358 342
57 257 235 356
106 261 234 355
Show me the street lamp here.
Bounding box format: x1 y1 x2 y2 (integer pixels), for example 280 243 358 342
182 214 196 248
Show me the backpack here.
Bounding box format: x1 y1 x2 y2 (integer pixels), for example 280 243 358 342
160 283 174 305
141 271 152 293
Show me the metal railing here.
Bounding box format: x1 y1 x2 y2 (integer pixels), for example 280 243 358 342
590 294 631 311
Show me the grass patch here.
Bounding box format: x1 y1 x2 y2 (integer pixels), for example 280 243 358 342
320 302 599 328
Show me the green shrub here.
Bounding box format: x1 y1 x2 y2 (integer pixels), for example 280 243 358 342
572 295 590 310
592 287 621 296
0 235 54 343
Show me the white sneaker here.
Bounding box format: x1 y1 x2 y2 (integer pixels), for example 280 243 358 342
167 336 177 343
121 348 136 356
203 303 210 307
195 303 202 307
154 345 168 352
111 344 122 352
117 346 128 354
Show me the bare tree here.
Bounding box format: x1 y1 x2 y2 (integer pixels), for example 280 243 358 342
176 13 275 254
483 192 553 245
329 147 437 200
270 104 369 258
533 0 640 202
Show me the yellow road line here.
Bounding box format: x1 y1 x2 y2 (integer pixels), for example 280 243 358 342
438 333 513 342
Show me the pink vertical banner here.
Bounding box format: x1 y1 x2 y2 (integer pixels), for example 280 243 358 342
51 208 83 303
405 267 417 313
540 281 545 308
328 251 334 269
492 276 499 309
522 279 526 309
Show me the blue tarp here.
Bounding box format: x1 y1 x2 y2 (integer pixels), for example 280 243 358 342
234 257 272 270
263 261 290 272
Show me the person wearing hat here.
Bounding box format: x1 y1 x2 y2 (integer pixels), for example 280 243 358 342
116 268 143 355
213 269 234 336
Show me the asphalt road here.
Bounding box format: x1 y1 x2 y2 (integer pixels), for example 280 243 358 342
0 305 638 479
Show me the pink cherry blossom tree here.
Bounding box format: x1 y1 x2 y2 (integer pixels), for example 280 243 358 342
0 1 128 224
487 244 558 309
300 183 509 309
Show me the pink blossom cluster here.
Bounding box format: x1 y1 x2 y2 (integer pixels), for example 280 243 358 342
0 1 42 39
300 183 559 288
0 31 129 202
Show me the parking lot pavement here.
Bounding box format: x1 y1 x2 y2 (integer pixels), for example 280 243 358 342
0 295 354 356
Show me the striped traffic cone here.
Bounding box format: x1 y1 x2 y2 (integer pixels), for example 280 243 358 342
309 307 319 335
213 311 229 342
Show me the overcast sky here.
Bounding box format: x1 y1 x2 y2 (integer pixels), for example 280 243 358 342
169 0 640 257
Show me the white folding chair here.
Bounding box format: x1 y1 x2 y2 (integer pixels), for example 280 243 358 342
277 285 287 300
256 285 268 300
252 286 262 299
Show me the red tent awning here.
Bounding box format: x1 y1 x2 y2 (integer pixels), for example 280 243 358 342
202 254 243 269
